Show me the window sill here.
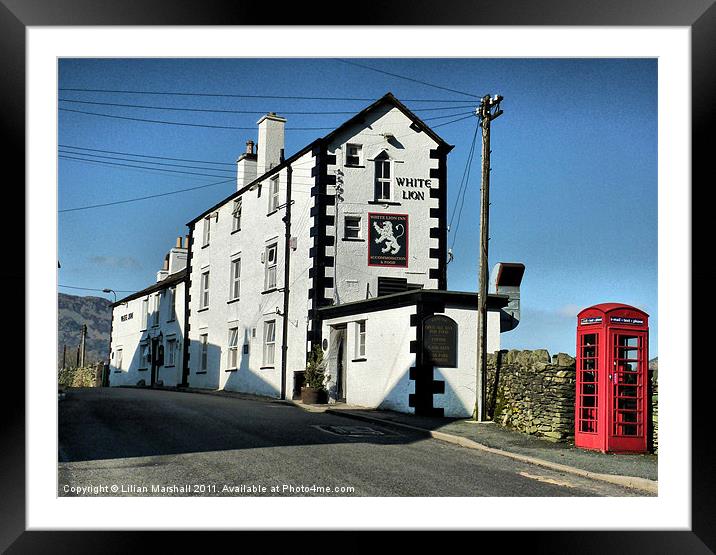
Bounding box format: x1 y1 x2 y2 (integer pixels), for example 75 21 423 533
342 237 365 242
261 288 278 295
344 164 365 169
164 364 175 368
260 366 275 370
195 371 207 375
138 368 148 372
227 298 240 305
201 243 210 249
225 368 238 373
113 370 123 373
368 200 401 206
266 209 279 217
352 358 367 363
231 228 241 235
197 307 209 313
166 319 175 323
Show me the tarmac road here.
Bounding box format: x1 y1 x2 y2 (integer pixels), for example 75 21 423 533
58 387 647 497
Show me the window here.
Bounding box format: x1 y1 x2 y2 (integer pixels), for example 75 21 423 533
269 176 280 212
374 152 391 201
139 343 149 369
344 215 361 239
168 286 176 321
200 270 210 309
232 198 242 232
165 337 176 367
199 334 208 371
141 298 149 329
230 258 241 301
116 348 123 370
346 143 362 166
357 320 366 358
264 244 277 290
202 215 211 246
263 320 276 366
228 326 239 369
152 293 160 327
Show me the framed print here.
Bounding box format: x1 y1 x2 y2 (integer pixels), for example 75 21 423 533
4 0 712 552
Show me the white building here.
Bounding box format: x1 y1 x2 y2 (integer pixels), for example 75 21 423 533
109 238 188 388
108 93 524 418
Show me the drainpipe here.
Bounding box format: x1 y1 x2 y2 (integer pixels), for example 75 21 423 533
280 153 292 400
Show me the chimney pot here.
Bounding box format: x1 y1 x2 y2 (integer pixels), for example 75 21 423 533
176 236 182 248
246 140 255 155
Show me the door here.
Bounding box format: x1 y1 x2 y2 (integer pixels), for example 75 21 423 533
150 338 159 386
607 330 647 452
335 328 347 402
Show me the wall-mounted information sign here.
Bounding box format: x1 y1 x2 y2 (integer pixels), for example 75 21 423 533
579 317 602 325
368 212 409 267
423 315 458 368
610 316 645 325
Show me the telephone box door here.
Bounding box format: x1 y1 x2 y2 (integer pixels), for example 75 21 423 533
607 329 648 453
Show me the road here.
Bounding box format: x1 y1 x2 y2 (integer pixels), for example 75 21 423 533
59 387 645 497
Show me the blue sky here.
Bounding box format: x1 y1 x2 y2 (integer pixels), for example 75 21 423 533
58 58 657 357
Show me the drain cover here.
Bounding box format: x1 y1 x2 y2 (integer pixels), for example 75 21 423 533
313 424 395 437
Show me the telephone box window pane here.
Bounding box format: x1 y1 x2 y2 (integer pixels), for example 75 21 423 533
581 395 596 407
581 370 596 383
581 383 596 395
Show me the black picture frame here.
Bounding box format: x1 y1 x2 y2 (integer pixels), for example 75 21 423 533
4 1 711 551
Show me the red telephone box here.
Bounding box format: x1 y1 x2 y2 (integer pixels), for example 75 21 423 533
575 303 649 453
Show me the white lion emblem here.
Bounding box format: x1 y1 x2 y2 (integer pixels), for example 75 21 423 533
373 220 405 255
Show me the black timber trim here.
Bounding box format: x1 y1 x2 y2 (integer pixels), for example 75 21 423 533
428 144 450 290
407 297 446 417
308 141 330 355
318 289 508 320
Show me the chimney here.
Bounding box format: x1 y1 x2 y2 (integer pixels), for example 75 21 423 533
236 139 257 190
157 237 188 282
256 113 286 176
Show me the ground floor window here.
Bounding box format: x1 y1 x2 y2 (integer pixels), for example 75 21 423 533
115 348 123 370
263 320 276 367
139 342 149 369
165 337 176 366
356 320 366 358
200 334 208 371
228 326 239 369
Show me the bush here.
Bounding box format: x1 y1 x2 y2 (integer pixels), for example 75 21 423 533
58 365 100 388
304 346 329 390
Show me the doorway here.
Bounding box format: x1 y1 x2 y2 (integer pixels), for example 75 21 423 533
150 338 159 386
330 325 348 402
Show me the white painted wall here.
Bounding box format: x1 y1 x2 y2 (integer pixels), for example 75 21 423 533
109 279 185 388
321 302 503 417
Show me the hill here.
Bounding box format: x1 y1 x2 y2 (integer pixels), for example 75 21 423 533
58 293 112 367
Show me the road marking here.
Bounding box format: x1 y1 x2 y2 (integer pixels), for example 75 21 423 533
518 471 577 488
312 424 397 437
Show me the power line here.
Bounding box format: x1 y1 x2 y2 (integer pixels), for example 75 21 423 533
58 88 475 103
431 113 476 129
59 154 234 179
58 98 475 115
59 178 235 213
58 144 235 166
59 107 337 131
60 284 136 293
334 59 480 100
450 120 481 250
58 150 236 174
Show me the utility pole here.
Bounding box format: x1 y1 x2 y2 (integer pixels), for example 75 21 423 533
474 94 503 422
79 323 87 368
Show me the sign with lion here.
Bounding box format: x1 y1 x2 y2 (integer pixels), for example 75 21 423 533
368 213 409 267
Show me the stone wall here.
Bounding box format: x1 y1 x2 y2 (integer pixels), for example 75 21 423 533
488 349 659 453
487 349 576 442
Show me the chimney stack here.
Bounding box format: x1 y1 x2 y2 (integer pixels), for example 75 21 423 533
157 237 188 281
236 139 258 190
256 113 286 177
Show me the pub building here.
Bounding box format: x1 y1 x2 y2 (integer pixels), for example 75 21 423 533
108 93 524 418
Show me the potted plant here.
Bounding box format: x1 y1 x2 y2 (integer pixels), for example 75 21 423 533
301 345 329 404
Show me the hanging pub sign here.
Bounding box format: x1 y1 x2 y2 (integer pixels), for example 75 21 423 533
423 315 458 367
368 212 408 267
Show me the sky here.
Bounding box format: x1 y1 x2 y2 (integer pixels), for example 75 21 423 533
57 58 657 358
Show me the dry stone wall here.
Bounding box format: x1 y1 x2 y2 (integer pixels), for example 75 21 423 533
487 349 576 441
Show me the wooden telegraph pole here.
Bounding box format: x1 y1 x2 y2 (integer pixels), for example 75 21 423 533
474 94 503 422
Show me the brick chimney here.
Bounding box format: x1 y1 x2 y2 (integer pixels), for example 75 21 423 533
236 139 257 190
256 113 286 177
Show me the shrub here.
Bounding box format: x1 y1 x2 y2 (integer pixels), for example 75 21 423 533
304 345 329 390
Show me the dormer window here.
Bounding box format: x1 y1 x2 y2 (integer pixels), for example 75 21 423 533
346 143 363 167
374 151 391 202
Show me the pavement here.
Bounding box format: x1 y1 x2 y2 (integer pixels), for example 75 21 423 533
287 399 658 494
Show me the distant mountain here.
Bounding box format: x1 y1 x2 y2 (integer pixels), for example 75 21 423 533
58 293 112 367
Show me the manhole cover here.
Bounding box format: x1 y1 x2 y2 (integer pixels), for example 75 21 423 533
312 424 396 437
